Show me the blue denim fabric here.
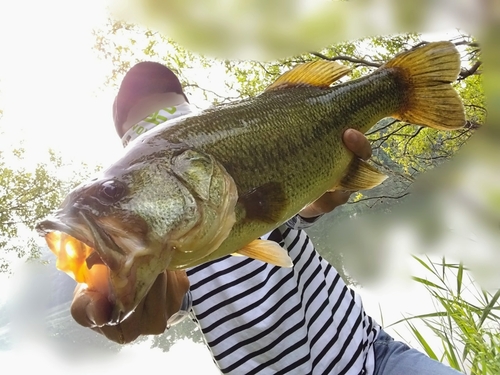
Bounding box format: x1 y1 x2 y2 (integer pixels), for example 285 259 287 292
373 330 464 375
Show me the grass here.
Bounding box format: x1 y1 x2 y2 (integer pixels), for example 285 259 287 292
388 255 500 375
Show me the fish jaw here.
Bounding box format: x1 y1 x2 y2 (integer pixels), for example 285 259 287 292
92 214 176 323
36 209 169 324
36 217 114 327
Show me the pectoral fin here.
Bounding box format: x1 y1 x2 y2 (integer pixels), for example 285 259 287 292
333 158 388 191
234 239 293 267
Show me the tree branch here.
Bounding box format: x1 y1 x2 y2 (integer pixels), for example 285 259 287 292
454 41 479 48
369 122 412 151
309 52 381 68
402 126 425 156
464 104 487 113
256 61 273 75
183 83 241 102
366 119 398 136
349 192 410 205
458 60 482 81
464 121 481 130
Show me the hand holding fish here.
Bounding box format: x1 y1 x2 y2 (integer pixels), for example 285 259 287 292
71 269 189 344
298 129 371 218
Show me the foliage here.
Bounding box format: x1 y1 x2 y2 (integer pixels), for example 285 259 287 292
0 15 487 358
147 318 205 352
92 19 487 352
93 20 225 108
93 22 483 213
389 256 500 375
0 146 96 274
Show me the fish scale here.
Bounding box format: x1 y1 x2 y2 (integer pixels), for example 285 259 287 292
144 73 401 230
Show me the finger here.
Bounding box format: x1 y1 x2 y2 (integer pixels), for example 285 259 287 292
88 296 146 344
343 129 372 160
140 273 168 335
108 271 189 341
97 307 143 344
332 190 352 205
165 270 190 317
300 190 352 217
71 285 112 328
99 273 171 342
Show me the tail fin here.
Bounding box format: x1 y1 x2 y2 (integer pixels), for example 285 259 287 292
384 41 465 130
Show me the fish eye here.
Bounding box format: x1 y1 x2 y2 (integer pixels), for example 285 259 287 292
98 180 125 203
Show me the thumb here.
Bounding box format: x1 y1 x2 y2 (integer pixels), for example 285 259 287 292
71 285 112 328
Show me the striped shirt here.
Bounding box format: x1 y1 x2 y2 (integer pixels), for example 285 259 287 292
125 103 380 373
187 219 380 374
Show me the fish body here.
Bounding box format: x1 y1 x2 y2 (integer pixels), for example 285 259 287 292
37 42 465 322
142 71 398 266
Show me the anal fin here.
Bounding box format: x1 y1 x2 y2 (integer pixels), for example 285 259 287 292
233 239 293 267
334 158 388 191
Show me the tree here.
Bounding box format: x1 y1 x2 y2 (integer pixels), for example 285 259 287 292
0 20 480 281
0 146 96 274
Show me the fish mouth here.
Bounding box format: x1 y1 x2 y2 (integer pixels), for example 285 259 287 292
36 212 140 324
37 215 108 282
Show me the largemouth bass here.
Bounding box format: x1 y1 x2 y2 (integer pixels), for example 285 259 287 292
37 41 465 322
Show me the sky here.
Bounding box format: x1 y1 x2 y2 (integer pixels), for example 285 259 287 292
0 0 488 167
0 1 221 373
0 0 497 373
0 0 121 168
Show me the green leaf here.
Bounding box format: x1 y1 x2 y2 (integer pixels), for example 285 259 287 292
479 289 500 328
0 146 97 273
411 276 447 291
407 321 439 361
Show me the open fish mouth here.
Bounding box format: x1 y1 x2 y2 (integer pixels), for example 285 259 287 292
37 212 156 324
36 213 118 305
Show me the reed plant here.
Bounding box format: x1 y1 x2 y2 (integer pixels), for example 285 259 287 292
389 256 500 375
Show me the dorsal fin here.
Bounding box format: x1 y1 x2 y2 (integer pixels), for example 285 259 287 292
265 60 352 92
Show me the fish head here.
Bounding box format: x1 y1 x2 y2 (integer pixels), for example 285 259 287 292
37 148 238 323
